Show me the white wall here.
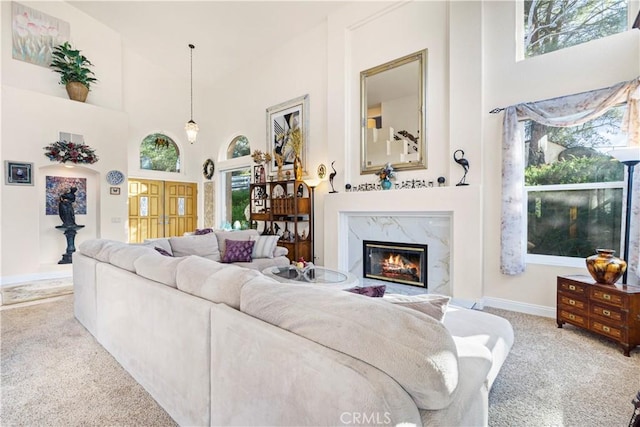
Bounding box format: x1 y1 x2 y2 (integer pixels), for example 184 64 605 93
203 21 330 264
481 1 640 314
1 1 127 282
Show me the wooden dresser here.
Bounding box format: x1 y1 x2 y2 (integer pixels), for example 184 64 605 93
557 275 640 356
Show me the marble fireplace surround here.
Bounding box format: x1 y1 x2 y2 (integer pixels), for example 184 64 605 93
323 186 483 301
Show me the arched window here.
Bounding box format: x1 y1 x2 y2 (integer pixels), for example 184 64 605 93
227 135 250 159
139 133 181 172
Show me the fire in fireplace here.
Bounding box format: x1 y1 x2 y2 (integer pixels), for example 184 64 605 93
363 240 428 288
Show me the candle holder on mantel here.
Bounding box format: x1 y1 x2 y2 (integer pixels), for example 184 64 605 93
55 224 85 264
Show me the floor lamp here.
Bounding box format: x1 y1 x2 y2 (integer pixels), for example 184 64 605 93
303 177 320 263
610 146 640 284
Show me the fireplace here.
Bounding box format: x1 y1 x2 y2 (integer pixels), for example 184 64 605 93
363 240 428 288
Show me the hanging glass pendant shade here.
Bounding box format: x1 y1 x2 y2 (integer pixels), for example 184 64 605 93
185 43 198 143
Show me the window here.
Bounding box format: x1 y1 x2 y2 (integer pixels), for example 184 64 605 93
139 133 180 172
524 0 627 58
227 135 250 159
524 106 625 262
220 168 251 229
217 135 252 229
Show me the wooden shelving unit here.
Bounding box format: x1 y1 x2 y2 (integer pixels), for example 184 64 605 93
249 179 313 263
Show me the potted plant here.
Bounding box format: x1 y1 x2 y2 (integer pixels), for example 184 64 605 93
50 41 97 102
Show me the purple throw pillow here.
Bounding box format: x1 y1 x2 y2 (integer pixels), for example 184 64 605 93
194 228 214 235
222 239 255 263
344 285 386 298
154 246 173 257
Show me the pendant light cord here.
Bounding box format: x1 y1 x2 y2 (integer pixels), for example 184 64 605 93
189 43 195 121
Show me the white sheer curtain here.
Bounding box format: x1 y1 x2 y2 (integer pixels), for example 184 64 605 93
501 78 640 283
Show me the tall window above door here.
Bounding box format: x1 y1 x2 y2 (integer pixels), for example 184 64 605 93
523 0 628 58
524 105 626 262
217 135 252 229
140 133 181 172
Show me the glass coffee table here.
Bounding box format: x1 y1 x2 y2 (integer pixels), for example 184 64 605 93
262 265 359 289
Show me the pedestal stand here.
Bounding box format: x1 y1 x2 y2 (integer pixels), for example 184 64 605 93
55 225 85 264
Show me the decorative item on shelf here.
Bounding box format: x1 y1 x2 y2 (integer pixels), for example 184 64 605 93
274 152 285 181
453 149 470 186
608 146 640 284
438 176 446 187
251 150 271 183
50 42 97 103
585 249 627 285
329 161 338 193
345 183 352 191
43 140 98 164
375 162 396 190
185 44 199 143
202 159 215 180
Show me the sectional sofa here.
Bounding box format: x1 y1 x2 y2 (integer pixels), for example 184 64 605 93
73 236 514 426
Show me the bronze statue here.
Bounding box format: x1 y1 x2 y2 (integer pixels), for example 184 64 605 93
329 161 338 193
59 187 78 226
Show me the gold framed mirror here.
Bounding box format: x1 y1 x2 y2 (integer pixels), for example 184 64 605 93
360 49 427 174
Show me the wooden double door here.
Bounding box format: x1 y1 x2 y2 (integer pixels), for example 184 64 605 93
128 179 197 243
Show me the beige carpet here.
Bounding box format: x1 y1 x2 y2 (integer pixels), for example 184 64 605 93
1 296 638 426
1 295 176 426
487 307 640 426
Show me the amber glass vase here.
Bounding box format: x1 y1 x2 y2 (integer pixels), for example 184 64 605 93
585 249 627 285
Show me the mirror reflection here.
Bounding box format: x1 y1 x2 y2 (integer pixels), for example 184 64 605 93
361 50 427 174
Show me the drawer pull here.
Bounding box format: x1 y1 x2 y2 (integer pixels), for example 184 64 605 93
602 325 611 333
568 314 576 320
603 294 611 300
569 299 576 305
568 285 576 291
602 309 611 317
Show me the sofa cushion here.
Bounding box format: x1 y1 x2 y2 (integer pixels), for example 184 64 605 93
194 228 214 235
221 239 255 263
273 246 288 258
250 235 280 259
154 246 173 257
240 281 459 410
78 239 117 258
214 229 259 255
344 284 386 297
169 233 220 261
383 294 451 322
134 253 185 288
143 238 172 256
176 256 277 309
107 244 156 273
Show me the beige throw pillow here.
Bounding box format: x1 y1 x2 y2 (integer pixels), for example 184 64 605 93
383 293 451 322
250 235 280 259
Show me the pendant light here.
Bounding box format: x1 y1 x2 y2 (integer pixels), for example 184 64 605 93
185 43 199 143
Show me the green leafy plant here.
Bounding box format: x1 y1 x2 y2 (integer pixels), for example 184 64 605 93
524 155 623 186
50 42 97 90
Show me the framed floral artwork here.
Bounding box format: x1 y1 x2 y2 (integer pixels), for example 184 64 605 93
4 161 33 186
267 94 309 173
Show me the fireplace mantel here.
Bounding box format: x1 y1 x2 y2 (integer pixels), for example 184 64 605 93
323 186 483 301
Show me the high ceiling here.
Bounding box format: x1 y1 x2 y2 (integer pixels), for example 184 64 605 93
69 1 351 88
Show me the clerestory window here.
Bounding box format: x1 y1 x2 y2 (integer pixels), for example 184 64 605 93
523 0 628 58
139 133 181 172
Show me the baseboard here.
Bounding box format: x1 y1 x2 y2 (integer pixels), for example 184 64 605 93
482 296 556 318
1 271 72 287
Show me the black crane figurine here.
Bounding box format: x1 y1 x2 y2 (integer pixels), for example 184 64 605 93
453 149 469 186
329 161 338 193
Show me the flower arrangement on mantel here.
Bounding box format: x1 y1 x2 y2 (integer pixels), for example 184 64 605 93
43 140 99 164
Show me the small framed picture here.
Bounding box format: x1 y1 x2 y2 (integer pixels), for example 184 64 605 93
110 187 121 195
5 161 33 185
